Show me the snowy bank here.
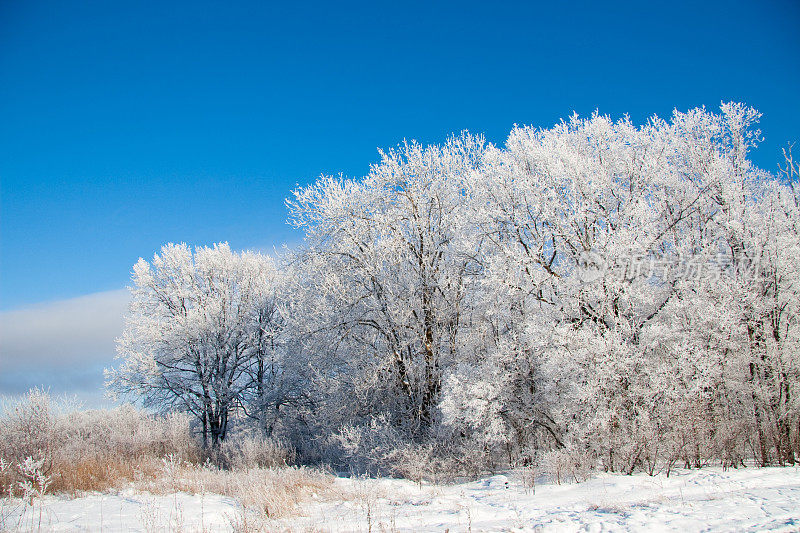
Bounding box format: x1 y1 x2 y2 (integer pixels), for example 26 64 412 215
2 466 799 532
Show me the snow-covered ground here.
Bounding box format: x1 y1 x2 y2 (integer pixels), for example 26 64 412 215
2 466 799 532
1 491 239 532
294 466 800 532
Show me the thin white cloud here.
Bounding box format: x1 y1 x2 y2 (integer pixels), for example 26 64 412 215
0 289 130 399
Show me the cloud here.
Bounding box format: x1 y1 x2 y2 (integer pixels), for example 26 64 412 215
0 289 130 403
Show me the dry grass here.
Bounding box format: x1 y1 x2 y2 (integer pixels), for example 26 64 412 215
134 456 333 520
1 390 312 500
0 391 197 497
49 455 164 494
0 390 335 528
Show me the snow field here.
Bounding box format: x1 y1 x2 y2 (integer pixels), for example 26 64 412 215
3 466 798 532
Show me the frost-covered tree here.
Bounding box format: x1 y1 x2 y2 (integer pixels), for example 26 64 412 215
442 103 800 469
288 133 488 439
108 243 284 447
236 259 309 437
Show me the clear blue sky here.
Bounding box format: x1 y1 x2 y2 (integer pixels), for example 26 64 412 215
1 0 799 310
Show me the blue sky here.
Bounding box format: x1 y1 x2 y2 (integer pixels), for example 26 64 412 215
0 0 798 400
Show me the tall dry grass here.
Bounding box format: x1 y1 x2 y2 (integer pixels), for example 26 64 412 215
0 390 336 531
0 390 330 522
136 455 332 519
0 389 197 496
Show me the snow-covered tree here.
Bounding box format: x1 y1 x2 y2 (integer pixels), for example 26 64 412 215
108 243 285 447
288 133 488 439
442 103 800 469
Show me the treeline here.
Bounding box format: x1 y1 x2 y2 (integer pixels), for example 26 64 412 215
107 103 800 476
